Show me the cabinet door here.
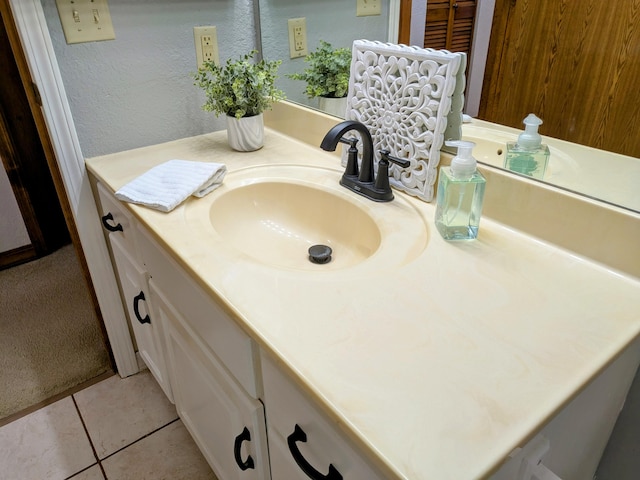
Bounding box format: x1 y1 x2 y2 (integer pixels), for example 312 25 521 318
161 290 270 480
268 427 354 480
261 352 385 480
110 234 173 401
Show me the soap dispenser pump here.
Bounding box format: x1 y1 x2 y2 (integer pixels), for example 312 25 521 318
504 113 550 179
435 140 486 241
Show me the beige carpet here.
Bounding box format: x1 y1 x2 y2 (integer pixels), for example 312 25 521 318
0 244 111 419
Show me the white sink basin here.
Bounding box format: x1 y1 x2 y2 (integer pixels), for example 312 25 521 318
184 165 428 271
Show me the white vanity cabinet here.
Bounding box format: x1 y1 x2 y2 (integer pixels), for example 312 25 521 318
94 178 638 480
152 282 270 479
96 183 173 401
95 179 388 479
136 225 269 479
261 351 386 480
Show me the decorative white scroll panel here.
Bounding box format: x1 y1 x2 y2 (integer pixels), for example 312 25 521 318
344 40 465 202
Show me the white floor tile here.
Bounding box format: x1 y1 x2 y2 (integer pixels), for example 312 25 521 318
0 397 95 480
74 370 177 459
68 464 105 479
102 420 217 479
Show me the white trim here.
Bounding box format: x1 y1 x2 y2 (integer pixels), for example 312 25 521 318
465 0 496 116
410 0 427 47
388 0 400 43
8 0 139 377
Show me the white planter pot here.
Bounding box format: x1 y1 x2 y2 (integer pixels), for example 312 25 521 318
226 114 264 152
318 96 348 118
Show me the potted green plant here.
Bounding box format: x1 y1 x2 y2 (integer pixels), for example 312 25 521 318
193 50 285 151
287 40 351 117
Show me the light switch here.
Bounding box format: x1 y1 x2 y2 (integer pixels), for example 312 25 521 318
55 0 115 44
356 0 381 17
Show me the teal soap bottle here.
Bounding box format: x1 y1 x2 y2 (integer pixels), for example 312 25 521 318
504 113 550 179
435 140 486 241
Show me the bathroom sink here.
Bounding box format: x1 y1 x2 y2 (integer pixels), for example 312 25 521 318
206 180 381 269
184 165 428 271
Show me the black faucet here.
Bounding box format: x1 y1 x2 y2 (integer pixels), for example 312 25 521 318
320 120 410 202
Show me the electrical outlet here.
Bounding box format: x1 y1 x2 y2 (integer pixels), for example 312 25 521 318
293 26 304 51
356 0 381 17
287 18 308 59
201 35 216 63
55 0 115 44
194 26 219 69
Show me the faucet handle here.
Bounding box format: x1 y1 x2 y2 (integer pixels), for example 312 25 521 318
340 136 360 177
373 150 411 200
339 136 359 148
379 150 411 168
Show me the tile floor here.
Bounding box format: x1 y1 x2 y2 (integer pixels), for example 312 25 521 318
0 370 217 480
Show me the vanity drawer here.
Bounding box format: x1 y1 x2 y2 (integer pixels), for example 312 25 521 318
261 351 385 480
137 225 260 398
96 182 139 258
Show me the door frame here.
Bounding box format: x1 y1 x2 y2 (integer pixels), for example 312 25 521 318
7 0 138 377
0 15 71 267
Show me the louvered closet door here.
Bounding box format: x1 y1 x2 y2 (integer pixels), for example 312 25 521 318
424 0 477 56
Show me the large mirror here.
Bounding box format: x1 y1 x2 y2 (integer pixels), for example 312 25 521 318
257 0 640 214
258 0 394 111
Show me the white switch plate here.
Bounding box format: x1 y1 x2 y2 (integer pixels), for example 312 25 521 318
356 0 381 17
194 26 220 69
287 18 308 59
55 0 115 44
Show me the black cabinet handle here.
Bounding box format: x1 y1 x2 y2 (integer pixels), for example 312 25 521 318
287 424 342 480
133 291 150 324
233 426 255 471
101 212 123 232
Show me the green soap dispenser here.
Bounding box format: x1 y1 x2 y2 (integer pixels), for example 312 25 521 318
435 140 486 241
504 113 550 179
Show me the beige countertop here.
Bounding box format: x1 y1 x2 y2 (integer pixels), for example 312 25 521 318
87 119 640 479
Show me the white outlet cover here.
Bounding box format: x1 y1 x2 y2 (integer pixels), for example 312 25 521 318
287 18 308 59
194 26 219 69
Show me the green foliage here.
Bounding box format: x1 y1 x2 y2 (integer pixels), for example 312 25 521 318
288 40 351 99
193 51 285 119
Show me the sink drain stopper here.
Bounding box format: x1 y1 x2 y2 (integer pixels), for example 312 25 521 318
308 244 332 264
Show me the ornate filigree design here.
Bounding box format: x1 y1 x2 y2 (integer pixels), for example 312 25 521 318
344 40 465 202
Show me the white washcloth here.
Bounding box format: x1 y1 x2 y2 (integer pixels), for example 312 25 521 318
115 159 227 212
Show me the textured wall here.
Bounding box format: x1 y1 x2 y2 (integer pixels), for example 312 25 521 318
259 0 390 107
40 0 256 158
39 0 390 157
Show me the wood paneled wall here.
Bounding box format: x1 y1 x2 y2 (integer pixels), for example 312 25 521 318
480 0 640 158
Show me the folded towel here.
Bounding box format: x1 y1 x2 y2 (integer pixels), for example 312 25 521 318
115 159 227 212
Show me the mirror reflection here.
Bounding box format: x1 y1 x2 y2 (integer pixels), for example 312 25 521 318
258 0 640 213
258 0 391 113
